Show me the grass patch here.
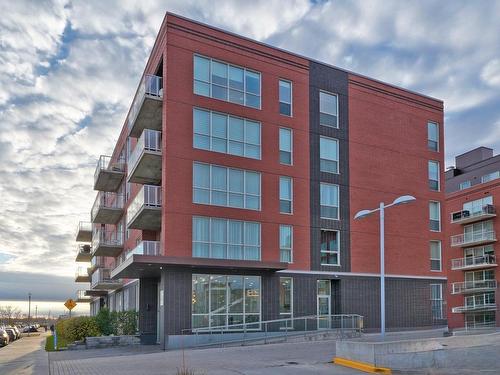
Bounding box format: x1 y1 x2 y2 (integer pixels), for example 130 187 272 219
45 334 68 351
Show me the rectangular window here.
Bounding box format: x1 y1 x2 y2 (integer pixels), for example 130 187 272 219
279 80 292 116
319 91 338 128
279 225 293 263
429 201 441 231
459 180 471 190
463 220 494 243
279 277 293 329
321 230 340 265
430 241 442 271
192 274 261 330
428 161 440 191
193 217 261 260
430 284 444 320
465 269 495 282
193 55 261 109
463 196 493 215
193 163 261 210
320 183 339 219
481 171 500 183
193 108 261 159
279 177 293 214
320 136 339 173
279 128 292 165
427 121 439 151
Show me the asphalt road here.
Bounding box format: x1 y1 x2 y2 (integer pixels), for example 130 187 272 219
0 330 49 375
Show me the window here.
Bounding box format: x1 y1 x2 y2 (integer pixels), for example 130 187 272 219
427 122 439 151
465 269 495 282
320 183 339 219
279 80 292 116
429 201 441 231
193 163 261 210
459 180 471 190
193 55 261 109
192 274 261 330
463 196 493 215
193 108 261 159
279 128 292 165
465 292 495 310
123 288 130 311
320 136 339 173
280 225 293 263
193 217 261 260
428 161 440 191
463 220 494 242
430 284 444 320
279 277 293 328
279 177 293 214
319 91 338 128
321 230 339 265
464 244 494 260
430 241 442 271
481 171 500 183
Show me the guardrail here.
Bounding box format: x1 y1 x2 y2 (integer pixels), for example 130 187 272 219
128 129 162 177
451 205 496 224
451 231 496 247
452 303 497 313
451 254 497 270
451 279 497 294
127 185 161 225
92 228 123 251
93 155 125 186
127 74 163 133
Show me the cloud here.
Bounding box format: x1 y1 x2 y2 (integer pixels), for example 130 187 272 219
481 59 500 87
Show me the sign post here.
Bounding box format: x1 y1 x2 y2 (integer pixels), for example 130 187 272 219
64 299 77 318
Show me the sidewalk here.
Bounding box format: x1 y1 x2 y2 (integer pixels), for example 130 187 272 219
0 331 49 375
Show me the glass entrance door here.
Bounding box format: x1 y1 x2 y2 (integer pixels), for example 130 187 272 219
317 280 331 329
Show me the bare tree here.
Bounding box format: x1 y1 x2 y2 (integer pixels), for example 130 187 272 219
0 305 21 326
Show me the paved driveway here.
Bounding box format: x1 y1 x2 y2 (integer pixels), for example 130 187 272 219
0 331 49 375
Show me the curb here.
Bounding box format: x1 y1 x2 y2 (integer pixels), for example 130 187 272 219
333 357 392 374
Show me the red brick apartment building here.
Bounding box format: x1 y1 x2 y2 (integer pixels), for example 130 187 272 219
446 147 500 330
74 13 446 348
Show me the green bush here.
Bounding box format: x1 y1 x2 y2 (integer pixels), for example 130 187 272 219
94 308 114 335
115 310 138 335
64 316 100 342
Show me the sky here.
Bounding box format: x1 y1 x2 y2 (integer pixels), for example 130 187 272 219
0 0 499 313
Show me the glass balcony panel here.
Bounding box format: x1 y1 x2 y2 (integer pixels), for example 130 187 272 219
93 155 125 192
127 74 163 137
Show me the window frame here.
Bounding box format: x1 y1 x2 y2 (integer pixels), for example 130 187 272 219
430 283 444 320
278 79 292 117
427 121 439 152
428 160 440 191
279 127 293 165
279 176 293 214
319 136 339 174
279 224 293 263
320 182 340 220
320 229 340 266
430 240 442 272
279 277 293 329
319 90 339 128
429 201 441 232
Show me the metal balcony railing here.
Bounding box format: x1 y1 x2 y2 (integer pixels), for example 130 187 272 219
91 191 124 223
127 185 161 226
89 255 106 271
451 254 497 270
451 230 496 247
76 290 92 302
91 268 121 289
75 266 89 278
450 205 496 224
451 279 497 294
127 74 163 134
452 303 496 313
75 244 92 262
128 129 162 179
92 228 123 252
126 241 161 260
75 221 92 242
93 155 125 188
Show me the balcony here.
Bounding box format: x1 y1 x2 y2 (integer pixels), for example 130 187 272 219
127 74 163 138
76 290 92 303
451 279 497 294
127 185 161 230
75 221 92 242
88 255 106 273
91 268 122 290
92 228 123 257
450 230 496 247
75 266 90 283
91 192 124 224
452 303 497 313
127 129 162 185
450 205 496 225
93 155 126 192
127 241 161 259
75 244 92 262
451 254 497 271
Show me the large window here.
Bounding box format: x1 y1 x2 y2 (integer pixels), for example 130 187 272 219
279 177 293 214
465 292 495 309
430 241 442 271
465 269 495 282
481 171 500 183
279 80 292 116
463 196 493 215
319 91 338 128
459 180 471 190
320 183 339 219
193 217 261 260
464 220 494 242
279 128 292 165
194 55 261 109
427 121 439 151
279 277 293 327
192 274 261 330
430 284 444 320
193 163 261 210
321 230 339 265
428 161 440 191
280 225 293 263
429 201 441 232
193 108 261 159
320 136 339 174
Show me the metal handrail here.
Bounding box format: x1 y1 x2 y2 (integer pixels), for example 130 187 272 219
452 303 496 313
451 279 497 294
451 230 496 246
451 205 496 223
451 254 497 270
93 155 125 186
75 266 89 278
127 74 163 133
75 221 92 238
92 228 123 251
91 191 124 222
91 268 121 288
127 185 161 226
128 129 162 177
127 240 161 259
76 244 91 255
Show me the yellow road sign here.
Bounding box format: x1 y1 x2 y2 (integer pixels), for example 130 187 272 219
64 299 77 311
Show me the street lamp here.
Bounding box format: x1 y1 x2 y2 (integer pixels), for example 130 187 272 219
354 195 416 338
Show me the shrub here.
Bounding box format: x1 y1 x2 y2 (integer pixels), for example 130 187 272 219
64 316 100 342
115 310 138 335
94 308 114 335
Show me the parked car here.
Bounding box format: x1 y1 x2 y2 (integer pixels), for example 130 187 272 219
12 326 21 339
22 325 38 333
0 329 9 347
3 328 16 342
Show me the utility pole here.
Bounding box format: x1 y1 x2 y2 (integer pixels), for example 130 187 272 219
28 293 32 325
35 305 38 320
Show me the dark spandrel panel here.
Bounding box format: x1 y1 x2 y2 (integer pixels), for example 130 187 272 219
280 200 292 214
429 180 439 191
280 102 291 116
280 151 291 165
320 113 338 128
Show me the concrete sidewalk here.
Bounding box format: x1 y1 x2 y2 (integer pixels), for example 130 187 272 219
0 331 49 375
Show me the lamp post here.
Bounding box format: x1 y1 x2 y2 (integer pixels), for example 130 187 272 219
354 195 416 338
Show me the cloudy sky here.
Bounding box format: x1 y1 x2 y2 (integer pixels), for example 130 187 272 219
0 0 499 309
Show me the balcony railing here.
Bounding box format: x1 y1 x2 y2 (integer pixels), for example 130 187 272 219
92 228 124 257
89 255 106 273
76 290 92 303
452 303 497 313
91 191 124 224
75 221 92 242
127 74 163 137
450 230 496 247
75 266 90 282
127 129 162 184
126 241 161 260
451 254 497 270
75 244 92 262
93 155 126 192
91 268 122 290
450 205 496 225
451 279 497 294
127 185 162 230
